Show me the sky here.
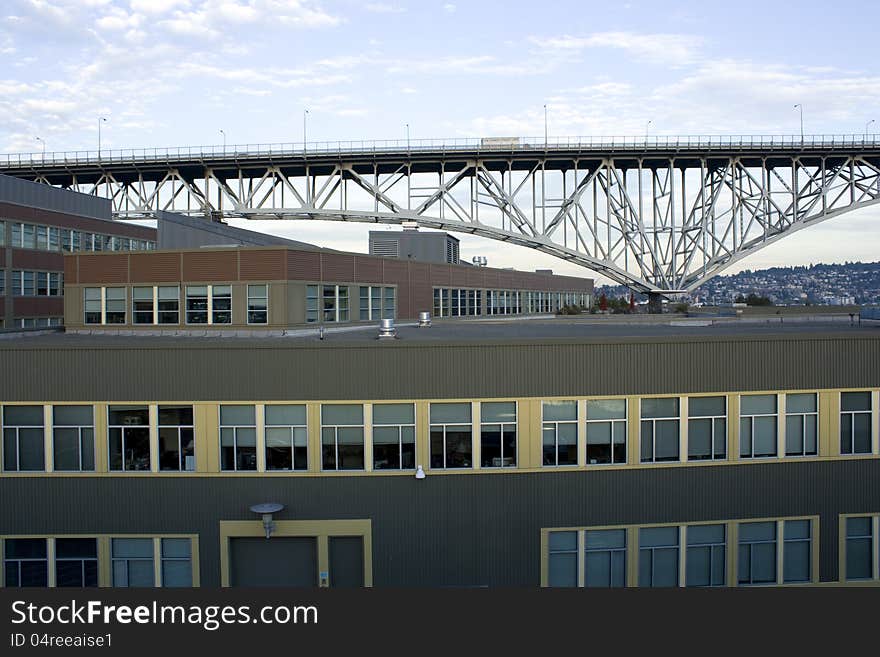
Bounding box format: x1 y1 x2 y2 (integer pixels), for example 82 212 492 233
1 0 879 284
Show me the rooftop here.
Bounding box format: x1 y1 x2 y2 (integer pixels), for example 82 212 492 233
2 315 876 349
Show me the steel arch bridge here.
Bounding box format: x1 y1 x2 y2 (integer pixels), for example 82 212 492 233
3 135 879 294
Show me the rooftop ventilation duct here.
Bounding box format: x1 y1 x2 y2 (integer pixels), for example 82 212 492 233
378 318 397 339
418 312 431 328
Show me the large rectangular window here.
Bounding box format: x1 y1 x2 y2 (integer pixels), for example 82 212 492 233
542 401 578 466
306 285 319 322
737 521 777 585
840 391 872 455
785 393 818 457
740 394 778 458
158 286 180 324
688 396 726 460
55 538 98 587
185 286 209 324
783 519 811 583
211 285 232 324
585 529 626 588
219 405 257 471
639 526 680 587
686 524 726 587
84 288 102 324
112 539 154 587
359 286 396 321
158 406 195 472
640 398 679 463
161 538 192 587
4 539 48 587
2 405 45 471
845 517 875 581
321 404 365 470
52 405 95 472
132 286 154 324
480 402 516 468
372 403 415 470
105 287 126 324
429 403 472 469
247 284 268 324
265 404 308 471
547 531 578 587
108 406 150 472
586 399 627 465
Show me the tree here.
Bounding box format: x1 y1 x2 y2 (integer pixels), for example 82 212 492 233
599 293 608 312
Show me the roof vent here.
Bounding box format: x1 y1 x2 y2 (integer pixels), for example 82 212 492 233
418 311 431 328
378 318 397 339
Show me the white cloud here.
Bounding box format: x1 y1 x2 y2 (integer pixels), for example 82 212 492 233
365 3 405 13
129 0 190 14
528 31 703 65
442 3 455 12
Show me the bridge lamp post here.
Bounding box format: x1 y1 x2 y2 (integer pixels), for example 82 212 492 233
543 104 548 147
645 120 652 142
220 129 226 151
406 123 410 153
303 109 309 155
794 104 803 144
866 119 875 142
97 117 107 161
35 136 45 157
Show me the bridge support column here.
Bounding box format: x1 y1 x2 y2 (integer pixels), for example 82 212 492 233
647 293 664 314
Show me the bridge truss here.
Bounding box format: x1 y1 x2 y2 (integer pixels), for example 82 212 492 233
4 137 880 293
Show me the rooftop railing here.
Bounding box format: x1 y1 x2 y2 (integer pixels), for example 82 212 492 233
2 134 879 168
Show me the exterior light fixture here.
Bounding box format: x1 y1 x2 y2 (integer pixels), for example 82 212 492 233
415 465 426 480
249 502 284 539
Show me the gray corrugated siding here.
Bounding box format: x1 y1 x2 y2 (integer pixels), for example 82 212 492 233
0 173 110 220
1 459 877 585
0 335 878 401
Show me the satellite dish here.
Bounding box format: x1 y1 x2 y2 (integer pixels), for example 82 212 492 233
250 502 284 514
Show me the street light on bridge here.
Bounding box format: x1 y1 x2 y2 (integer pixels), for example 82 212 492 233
543 104 548 147
793 104 803 144
645 120 653 141
866 119 875 142
303 108 309 156
35 136 45 156
220 129 226 151
97 116 107 161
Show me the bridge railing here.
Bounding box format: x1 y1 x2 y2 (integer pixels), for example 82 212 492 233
2 134 879 168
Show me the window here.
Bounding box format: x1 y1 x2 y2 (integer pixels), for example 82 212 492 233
185 286 208 324
433 288 449 317
211 285 232 324
0 220 4 247
0 270 4 296
785 393 817 456
36 225 48 250
686 524 725 587
840 391 872 455
740 394 777 458
265 404 308 471
132 286 154 324
4 539 47 587
359 286 395 321
429 403 472 469
105 287 126 324
112 539 154 587
783 519 811 583
219 405 257 471
372 403 415 470
639 526 680 587
737 521 776 585
161 539 192 587
306 285 319 322
55 538 98 587
640 398 679 463
542 400 578 466
321 404 364 470
247 284 268 324
23 223 35 249
108 406 150 471
845 517 875 581
158 286 180 324
2 405 45 471
585 529 626 588
23 271 33 296
547 531 578 587
688 396 726 460
480 402 517 468
158 406 195 472
84 288 102 324
586 399 627 465
52 405 95 472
